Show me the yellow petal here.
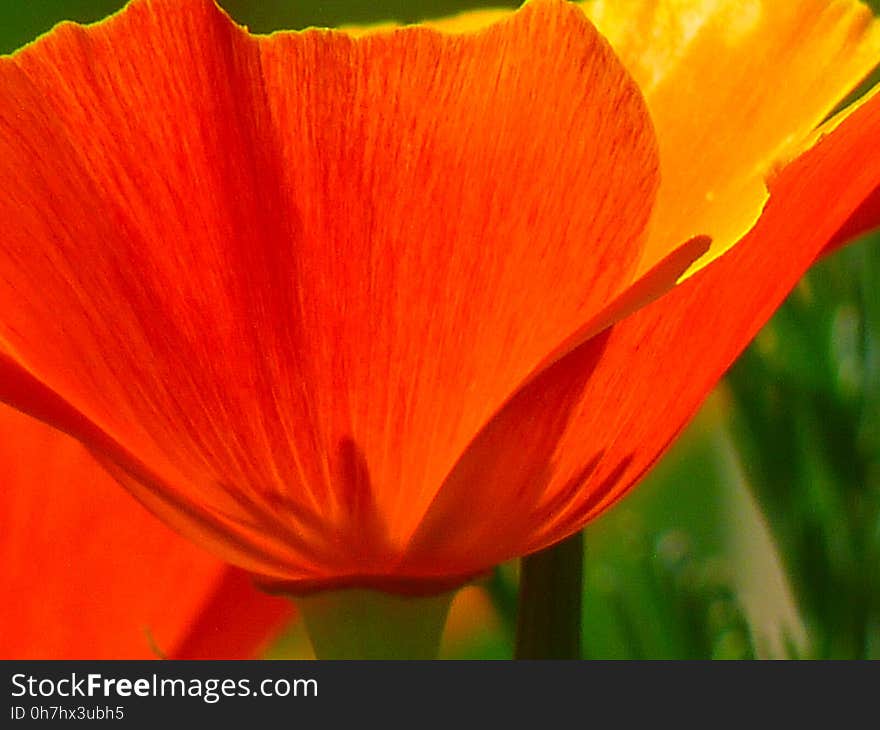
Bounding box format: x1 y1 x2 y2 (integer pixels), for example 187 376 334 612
581 0 880 279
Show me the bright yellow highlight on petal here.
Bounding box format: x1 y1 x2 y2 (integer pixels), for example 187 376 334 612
581 0 880 280
342 7 514 37
421 7 515 33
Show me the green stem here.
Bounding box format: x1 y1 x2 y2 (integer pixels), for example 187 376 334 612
515 531 584 659
296 589 455 659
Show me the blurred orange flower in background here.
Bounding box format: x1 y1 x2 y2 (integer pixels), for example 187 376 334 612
0 403 292 658
2 0 880 656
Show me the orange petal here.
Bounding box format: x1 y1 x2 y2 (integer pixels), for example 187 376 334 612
405 68 880 574
582 0 880 278
0 0 657 585
0 403 291 658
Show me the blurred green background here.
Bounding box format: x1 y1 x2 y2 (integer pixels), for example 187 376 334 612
3 0 878 659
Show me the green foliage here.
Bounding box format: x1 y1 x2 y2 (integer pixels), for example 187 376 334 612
726 235 880 658
575 409 755 660
0 1 123 54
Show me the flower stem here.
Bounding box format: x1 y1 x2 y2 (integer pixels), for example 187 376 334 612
296 589 455 659
515 530 584 659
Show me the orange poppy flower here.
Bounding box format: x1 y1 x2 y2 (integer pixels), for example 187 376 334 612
2 0 880 648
